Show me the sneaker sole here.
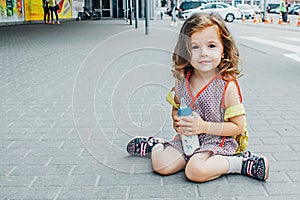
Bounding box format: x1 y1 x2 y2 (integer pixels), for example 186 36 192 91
262 156 269 180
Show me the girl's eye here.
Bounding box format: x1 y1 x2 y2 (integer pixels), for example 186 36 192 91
191 45 199 49
208 44 216 48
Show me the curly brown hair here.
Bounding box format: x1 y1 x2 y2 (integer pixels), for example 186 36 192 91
172 13 241 80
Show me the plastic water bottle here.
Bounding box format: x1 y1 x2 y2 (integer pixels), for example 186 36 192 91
178 98 200 156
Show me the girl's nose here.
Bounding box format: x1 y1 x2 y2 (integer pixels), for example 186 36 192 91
199 47 208 57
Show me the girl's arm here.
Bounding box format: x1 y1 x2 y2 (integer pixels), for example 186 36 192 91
179 81 245 137
171 82 181 133
172 105 180 133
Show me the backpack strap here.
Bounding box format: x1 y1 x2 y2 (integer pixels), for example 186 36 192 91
166 88 180 109
224 104 245 121
221 76 248 154
222 78 243 109
224 103 249 154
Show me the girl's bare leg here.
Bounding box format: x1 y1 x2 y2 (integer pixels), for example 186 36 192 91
151 144 186 175
185 152 229 182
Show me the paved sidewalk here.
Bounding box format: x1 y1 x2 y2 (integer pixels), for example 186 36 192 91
0 18 299 199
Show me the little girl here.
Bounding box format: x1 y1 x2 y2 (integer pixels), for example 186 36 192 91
127 13 269 182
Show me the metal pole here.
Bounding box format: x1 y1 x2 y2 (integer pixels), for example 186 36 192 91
145 0 149 35
135 0 139 28
129 0 133 25
263 0 267 21
124 0 128 22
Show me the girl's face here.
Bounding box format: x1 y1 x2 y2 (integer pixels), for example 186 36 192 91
190 25 224 74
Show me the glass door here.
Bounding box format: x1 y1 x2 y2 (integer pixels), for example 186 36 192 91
101 0 112 18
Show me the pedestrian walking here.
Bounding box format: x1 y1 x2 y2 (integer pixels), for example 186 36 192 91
280 0 288 23
170 0 177 27
127 13 269 182
49 0 60 24
42 0 50 24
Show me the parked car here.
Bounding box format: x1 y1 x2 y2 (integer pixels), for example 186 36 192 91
178 0 207 18
183 2 241 22
293 6 300 15
289 4 300 15
250 5 261 14
236 4 255 19
267 3 279 13
269 7 280 14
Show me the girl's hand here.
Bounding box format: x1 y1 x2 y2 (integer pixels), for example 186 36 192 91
178 111 205 136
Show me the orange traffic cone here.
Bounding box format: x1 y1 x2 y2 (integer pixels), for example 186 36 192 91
253 13 257 23
264 12 269 24
297 13 300 27
270 16 273 23
258 15 262 23
278 12 282 24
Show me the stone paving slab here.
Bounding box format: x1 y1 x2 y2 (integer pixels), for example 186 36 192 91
0 18 300 199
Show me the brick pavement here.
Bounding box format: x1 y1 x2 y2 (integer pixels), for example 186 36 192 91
0 18 300 199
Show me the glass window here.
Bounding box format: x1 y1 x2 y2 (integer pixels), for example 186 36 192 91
216 4 226 9
204 4 214 9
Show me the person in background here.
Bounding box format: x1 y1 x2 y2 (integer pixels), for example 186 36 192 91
285 0 291 23
42 0 50 24
285 0 291 13
170 0 177 27
280 0 287 23
49 0 60 24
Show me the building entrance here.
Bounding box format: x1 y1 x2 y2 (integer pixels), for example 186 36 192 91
100 0 112 18
91 0 112 18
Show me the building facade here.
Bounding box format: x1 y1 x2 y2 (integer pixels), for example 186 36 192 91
83 0 160 19
0 0 78 23
1 0 300 23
